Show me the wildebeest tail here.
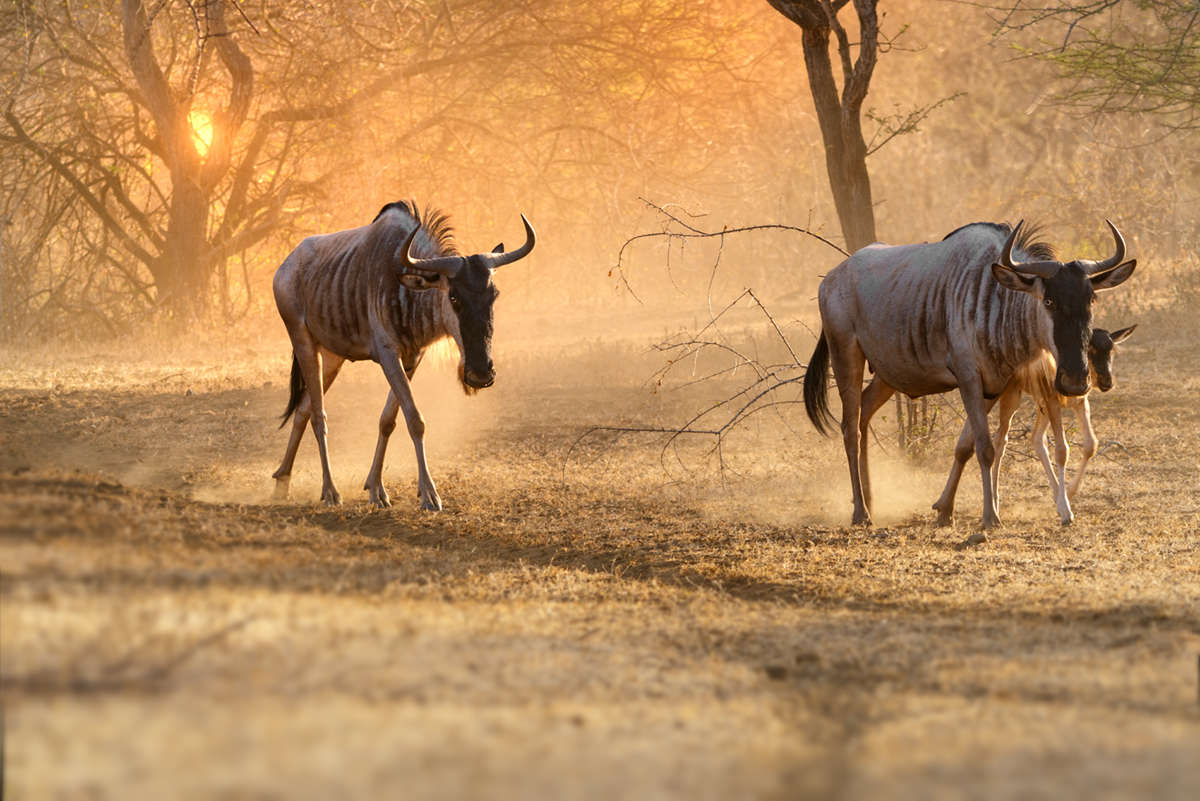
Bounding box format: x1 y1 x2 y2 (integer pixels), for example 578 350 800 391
279 353 306 428
804 330 836 437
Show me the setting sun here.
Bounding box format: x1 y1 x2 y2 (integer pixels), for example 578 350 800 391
188 108 214 156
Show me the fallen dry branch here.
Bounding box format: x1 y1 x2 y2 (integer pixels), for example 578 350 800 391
2 616 254 695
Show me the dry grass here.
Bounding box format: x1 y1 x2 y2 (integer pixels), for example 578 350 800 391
2 321 1199 800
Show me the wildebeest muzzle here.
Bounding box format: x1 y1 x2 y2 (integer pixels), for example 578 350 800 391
1055 368 1089 397
458 362 496 388
462 366 496 389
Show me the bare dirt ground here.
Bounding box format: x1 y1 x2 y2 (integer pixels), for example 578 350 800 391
2 320 1199 800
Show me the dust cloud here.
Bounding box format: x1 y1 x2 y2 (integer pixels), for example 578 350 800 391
6 2 1200 798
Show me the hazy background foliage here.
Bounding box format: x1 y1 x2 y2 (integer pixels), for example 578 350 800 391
2 0 1198 341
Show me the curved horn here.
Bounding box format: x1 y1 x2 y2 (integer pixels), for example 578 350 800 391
1085 219 1126 275
399 227 464 278
999 219 1024 269
486 214 536 269
1000 219 1060 279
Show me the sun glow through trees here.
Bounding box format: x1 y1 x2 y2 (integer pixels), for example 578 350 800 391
189 109 214 156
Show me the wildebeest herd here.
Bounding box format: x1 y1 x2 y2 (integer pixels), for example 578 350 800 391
271 202 1136 535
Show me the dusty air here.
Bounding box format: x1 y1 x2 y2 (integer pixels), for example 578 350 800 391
2 1 1198 798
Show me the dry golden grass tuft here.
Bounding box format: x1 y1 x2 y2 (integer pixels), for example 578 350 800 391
2 324 1199 799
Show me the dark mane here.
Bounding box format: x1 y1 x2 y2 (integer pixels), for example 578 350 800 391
373 199 461 256
942 220 1057 262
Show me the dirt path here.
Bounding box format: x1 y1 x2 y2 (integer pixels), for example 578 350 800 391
2 336 1199 799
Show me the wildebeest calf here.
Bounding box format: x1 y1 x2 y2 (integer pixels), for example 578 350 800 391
934 325 1136 526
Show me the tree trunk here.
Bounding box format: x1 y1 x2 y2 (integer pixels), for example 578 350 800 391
158 179 210 306
122 0 253 314
768 0 878 253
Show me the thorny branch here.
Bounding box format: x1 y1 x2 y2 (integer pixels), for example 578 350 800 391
610 197 848 304
571 201 849 480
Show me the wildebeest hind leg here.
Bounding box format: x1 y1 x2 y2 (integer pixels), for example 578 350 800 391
829 336 870 526
954 369 1001 530
272 391 309 501
364 390 401 508
301 342 343 505
858 377 895 513
934 394 1002 527
933 422 974 527
272 347 344 503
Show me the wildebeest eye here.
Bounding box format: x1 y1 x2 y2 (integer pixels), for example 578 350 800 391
449 292 461 307
1044 299 1054 308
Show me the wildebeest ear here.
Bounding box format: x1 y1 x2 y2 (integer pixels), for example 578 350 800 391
399 273 449 292
492 243 505 254
1091 260 1136 292
991 263 1040 295
1109 324 1137 343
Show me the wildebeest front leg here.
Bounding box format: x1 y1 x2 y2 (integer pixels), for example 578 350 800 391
954 369 1001 530
1031 410 1060 501
1065 398 1095 502
377 352 442 512
1033 406 1075 523
988 388 1022 511
272 346 345 504
364 354 424 508
1040 405 1073 524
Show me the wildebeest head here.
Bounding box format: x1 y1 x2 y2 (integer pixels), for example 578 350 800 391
990 220 1136 397
397 215 536 392
1089 324 1137 393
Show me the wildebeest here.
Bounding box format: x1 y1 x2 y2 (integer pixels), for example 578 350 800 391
271 200 535 510
933 325 1136 526
803 220 1135 530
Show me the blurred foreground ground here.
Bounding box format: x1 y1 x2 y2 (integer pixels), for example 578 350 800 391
1 324 1199 800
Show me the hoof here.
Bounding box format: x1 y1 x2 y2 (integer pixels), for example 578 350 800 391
418 482 442 512
271 483 291 503
321 488 343 506
932 499 955 528
365 482 392 508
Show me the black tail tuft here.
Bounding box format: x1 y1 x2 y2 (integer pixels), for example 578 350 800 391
279 354 306 429
804 331 836 437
